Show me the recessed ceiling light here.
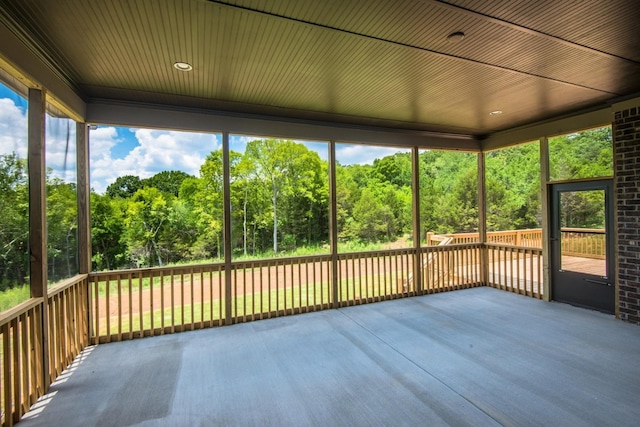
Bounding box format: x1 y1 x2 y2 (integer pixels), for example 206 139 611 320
447 31 465 43
489 110 503 116
173 61 193 72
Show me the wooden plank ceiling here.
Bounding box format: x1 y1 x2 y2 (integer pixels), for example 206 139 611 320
1 0 639 136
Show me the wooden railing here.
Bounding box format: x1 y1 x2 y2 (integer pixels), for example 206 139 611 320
47 276 90 382
0 234 566 425
90 263 226 344
0 299 43 427
560 228 605 259
427 229 543 247
420 243 482 293
428 231 545 299
428 228 605 259
231 255 332 322
338 249 416 305
90 245 484 343
1 274 88 427
486 244 544 299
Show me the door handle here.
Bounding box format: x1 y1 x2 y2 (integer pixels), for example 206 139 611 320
584 278 611 287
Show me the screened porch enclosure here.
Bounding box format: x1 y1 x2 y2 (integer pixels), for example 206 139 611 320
2 0 640 425
0 77 623 427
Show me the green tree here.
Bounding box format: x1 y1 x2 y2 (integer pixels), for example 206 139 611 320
485 142 540 231
0 153 29 290
350 186 390 241
106 175 143 199
142 170 193 197
230 154 267 256
550 127 612 180
372 152 411 187
244 139 313 253
123 187 171 267
91 193 128 270
190 150 234 259
278 143 327 250
47 177 78 281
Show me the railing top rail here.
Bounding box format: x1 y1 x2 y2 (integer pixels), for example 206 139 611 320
560 227 605 234
429 228 544 239
90 261 226 278
231 253 332 268
337 247 415 258
48 273 89 297
420 242 483 251
485 242 543 253
432 232 479 238
0 297 43 327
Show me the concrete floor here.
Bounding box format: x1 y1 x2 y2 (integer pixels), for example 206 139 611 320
20 287 640 427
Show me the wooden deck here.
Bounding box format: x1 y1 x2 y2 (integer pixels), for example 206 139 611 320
560 255 606 276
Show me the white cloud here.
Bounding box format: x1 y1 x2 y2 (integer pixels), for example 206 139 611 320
336 144 408 165
0 99 78 182
46 116 77 183
0 98 28 158
90 128 219 194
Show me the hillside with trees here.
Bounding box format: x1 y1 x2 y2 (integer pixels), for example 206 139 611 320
0 128 612 294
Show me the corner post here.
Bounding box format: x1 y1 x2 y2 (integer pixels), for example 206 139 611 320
329 141 339 308
76 123 91 275
222 132 233 323
412 147 423 294
76 122 91 344
28 88 49 391
540 137 551 301
478 152 488 286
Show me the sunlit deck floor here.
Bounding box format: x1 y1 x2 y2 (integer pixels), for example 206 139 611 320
21 287 640 427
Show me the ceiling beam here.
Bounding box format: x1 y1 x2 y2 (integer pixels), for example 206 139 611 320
611 95 640 113
87 99 480 151
481 107 612 151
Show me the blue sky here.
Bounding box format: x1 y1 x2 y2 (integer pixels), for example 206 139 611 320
1 81 407 194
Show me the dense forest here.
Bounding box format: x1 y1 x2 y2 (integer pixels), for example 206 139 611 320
0 127 612 292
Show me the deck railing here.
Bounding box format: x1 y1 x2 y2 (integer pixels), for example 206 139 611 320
560 228 606 259
486 244 544 298
231 255 332 322
428 227 605 259
1 231 565 426
427 228 602 300
0 299 43 427
427 229 543 247
89 245 484 343
428 230 547 299
1 274 88 427
338 249 415 305
90 263 226 344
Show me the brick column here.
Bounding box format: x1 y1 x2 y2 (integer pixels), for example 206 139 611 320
614 105 640 324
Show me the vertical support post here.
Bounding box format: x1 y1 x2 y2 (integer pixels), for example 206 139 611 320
540 137 551 301
76 122 91 344
222 132 233 323
76 123 91 274
411 147 423 294
329 141 339 308
478 152 488 286
28 88 49 391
